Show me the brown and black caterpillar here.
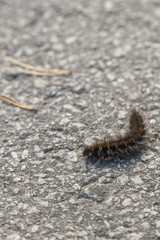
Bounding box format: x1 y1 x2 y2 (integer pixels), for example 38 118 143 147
83 111 145 159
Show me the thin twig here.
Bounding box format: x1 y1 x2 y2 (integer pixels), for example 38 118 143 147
3 56 72 75
6 56 53 72
0 65 71 76
0 94 37 111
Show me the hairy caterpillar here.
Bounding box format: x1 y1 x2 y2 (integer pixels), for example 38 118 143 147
83 111 145 159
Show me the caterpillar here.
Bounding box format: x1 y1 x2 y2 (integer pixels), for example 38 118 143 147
83 111 145 159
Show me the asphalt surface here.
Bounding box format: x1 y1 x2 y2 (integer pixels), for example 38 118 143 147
0 0 160 239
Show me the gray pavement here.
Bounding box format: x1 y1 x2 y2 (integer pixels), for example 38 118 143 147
0 0 160 239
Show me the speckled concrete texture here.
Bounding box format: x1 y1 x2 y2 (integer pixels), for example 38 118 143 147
0 0 160 239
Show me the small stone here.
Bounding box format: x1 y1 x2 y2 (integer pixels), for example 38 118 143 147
66 232 75 238
64 104 79 113
77 230 87 237
122 198 132 206
150 119 156 125
130 93 139 100
34 145 41 152
71 122 85 130
38 178 46 185
13 177 21 182
21 149 29 159
18 203 28 210
77 216 83 224
88 60 95 68
107 72 116 81
31 225 39 233
104 220 110 229
39 201 48 207
52 43 64 51
46 88 57 98
36 151 45 159
141 221 150 230
65 36 77 45
104 1 114 12
105 196 113 206
155 220 160 228
11 152 18 159
143 208 151 213
7 233 21 240
21 165 26 170
117 174 129 186
131 175 143 185
155 230 160 237
117 78 125 83
12 188 21 194
151 210 158 216
114 45 130 57
66 151 78 162
127 233 144 240
72 183 81 191
118 111 127 119
34 78 48 88
27 206 39 214
69 199 76 205
10 152 19 167
141 151 155 161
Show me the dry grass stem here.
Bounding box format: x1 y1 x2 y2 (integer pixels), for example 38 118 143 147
0 56 71 76
0 94 37 111
0 65 71 76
